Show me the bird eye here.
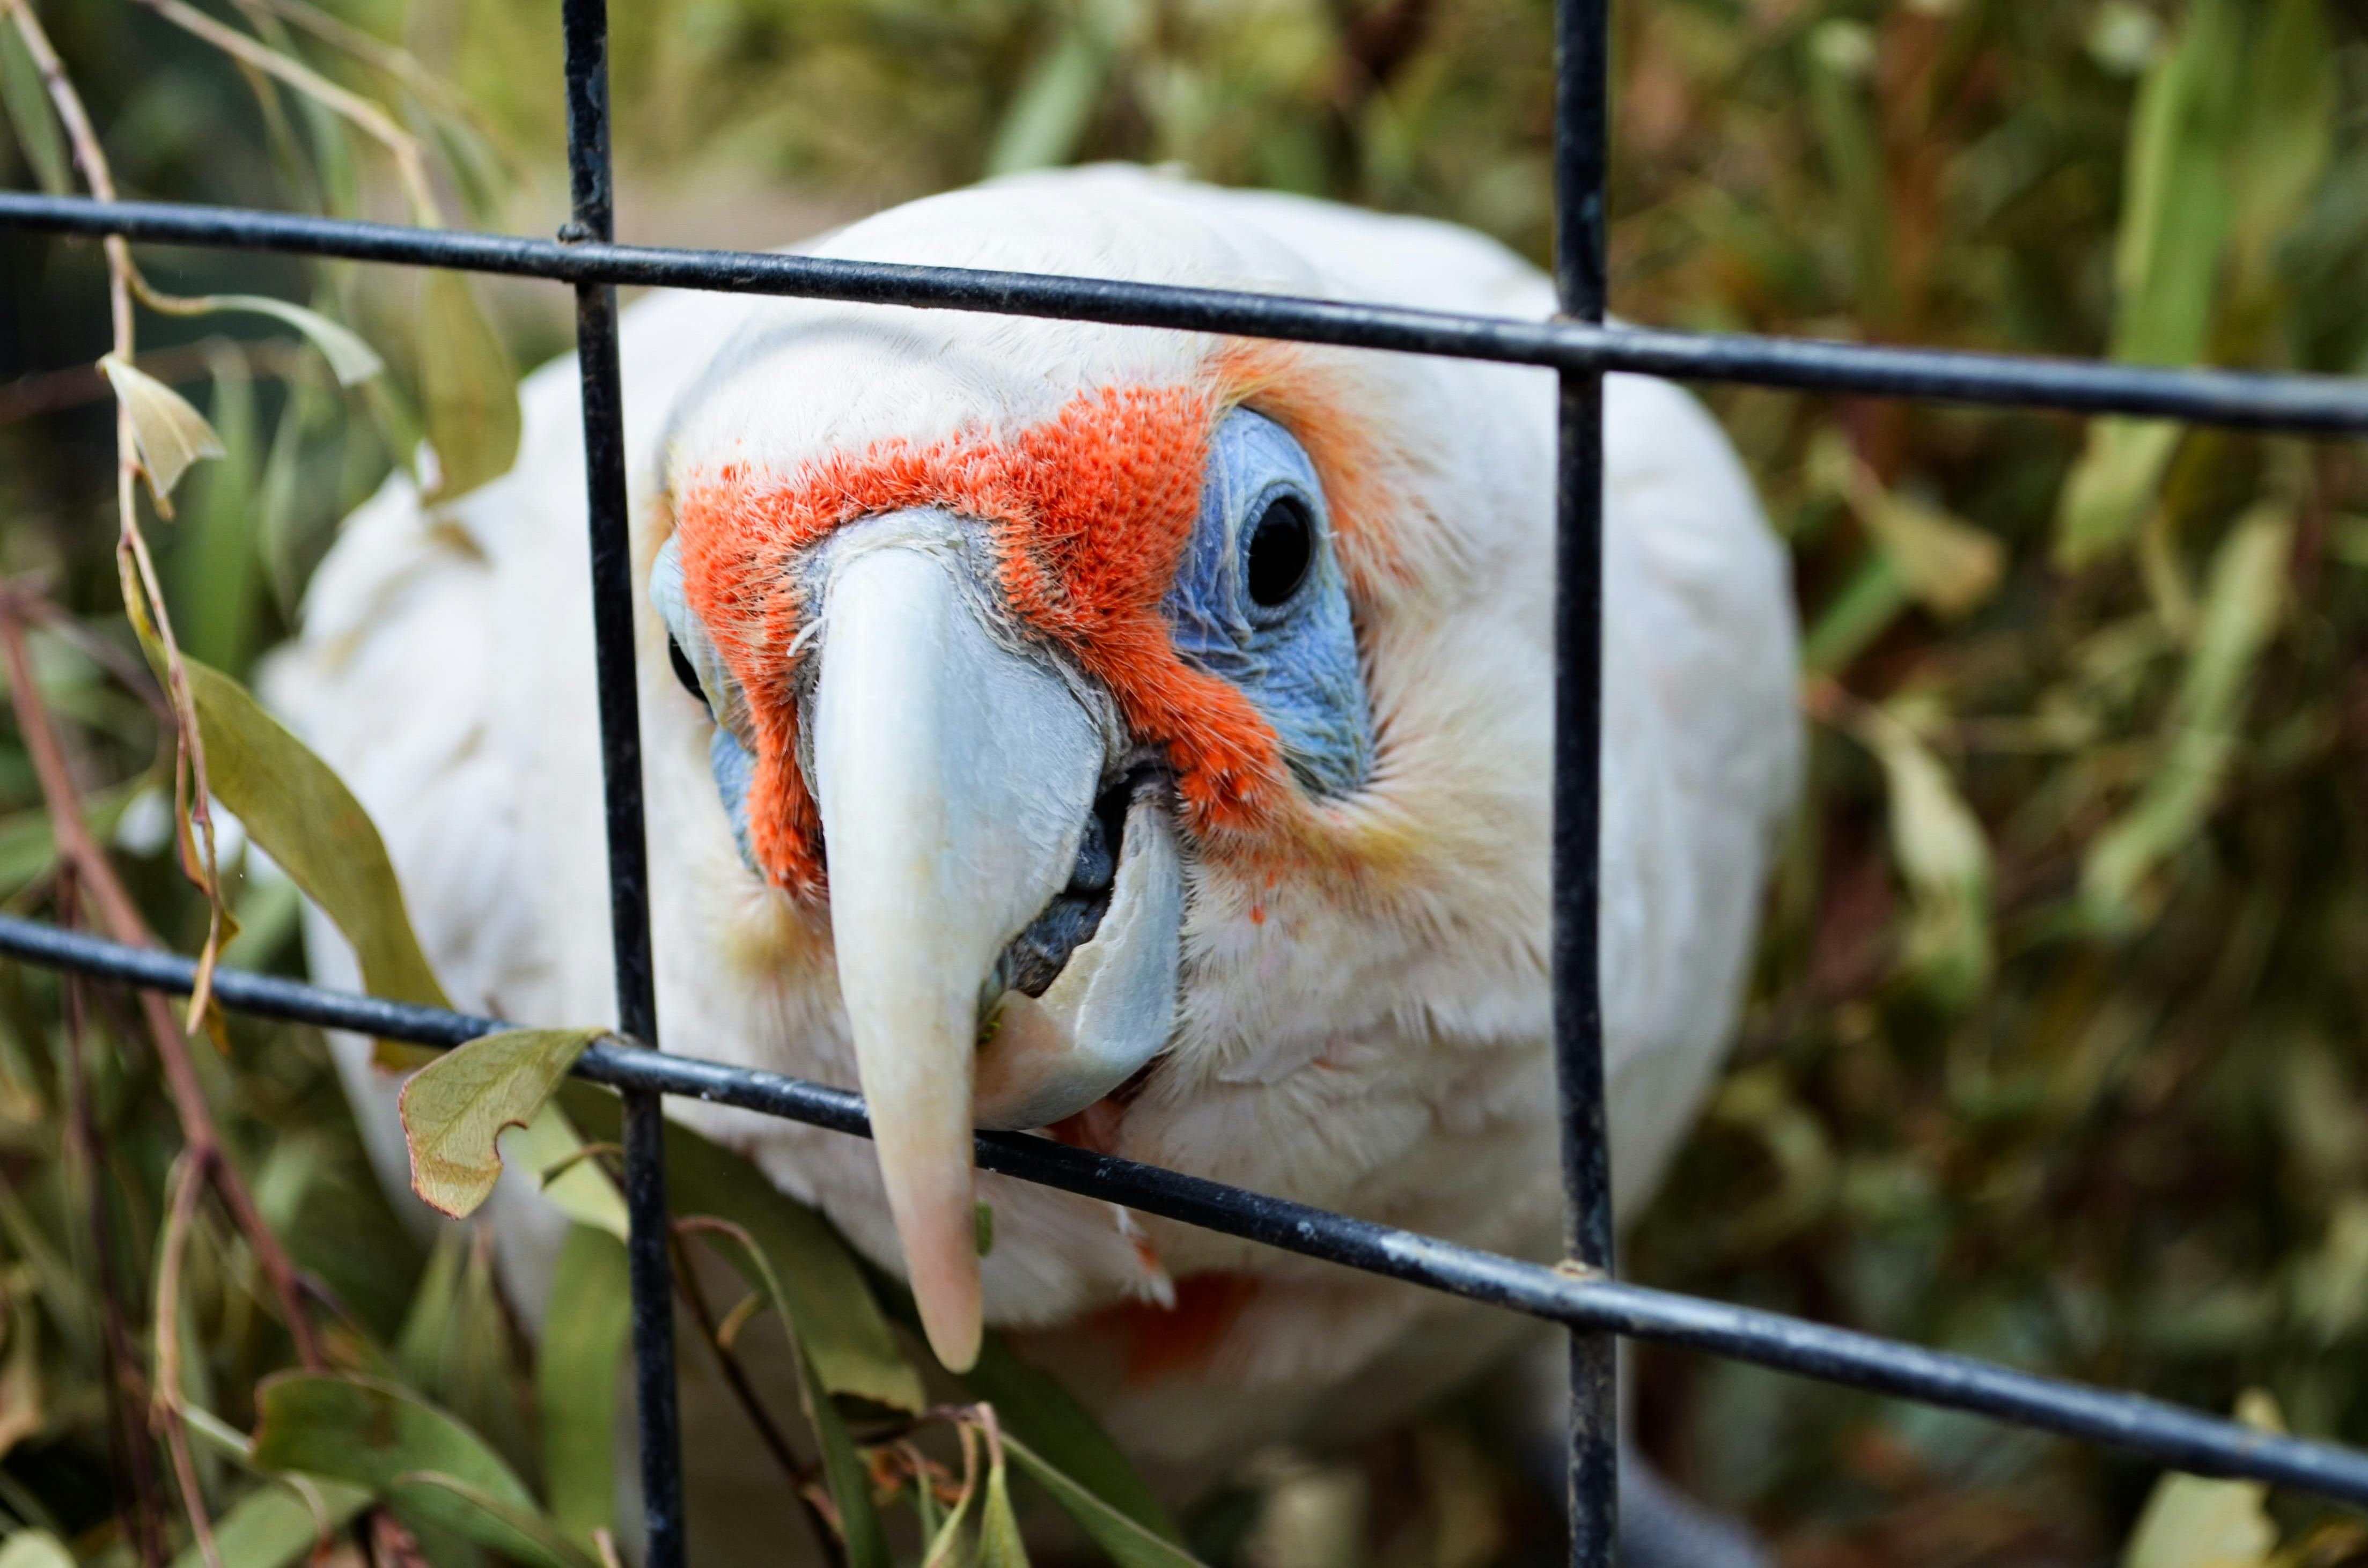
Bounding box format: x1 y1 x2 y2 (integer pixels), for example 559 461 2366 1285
1244 495 1314 610
667 634 712 716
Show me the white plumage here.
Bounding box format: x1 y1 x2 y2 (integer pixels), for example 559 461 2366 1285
267 165 1799 1549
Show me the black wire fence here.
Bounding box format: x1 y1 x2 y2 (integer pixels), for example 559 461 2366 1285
5 1 2368 1565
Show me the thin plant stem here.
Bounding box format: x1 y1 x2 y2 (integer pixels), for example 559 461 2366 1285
665 1221 843 1564
59 879 172 1568
0 600 325 1370
1 0 230 1021
127 0 443 224
154 1149 226 1568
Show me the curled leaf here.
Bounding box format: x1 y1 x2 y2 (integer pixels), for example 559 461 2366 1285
101 354 227 507
201 296 385 386
399 1028 602 1219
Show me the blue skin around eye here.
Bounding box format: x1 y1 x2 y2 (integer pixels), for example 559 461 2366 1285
710 725 760 867
1163 409 1373 798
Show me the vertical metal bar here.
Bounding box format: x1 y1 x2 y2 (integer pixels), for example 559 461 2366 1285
1551 0 1615 1563
560 4 686 1566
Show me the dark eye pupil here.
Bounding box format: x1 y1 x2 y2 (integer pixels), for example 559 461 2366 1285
667 635 711 714
1245 496 1313 609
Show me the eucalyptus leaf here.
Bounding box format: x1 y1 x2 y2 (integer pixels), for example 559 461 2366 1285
388 1472 598 1568
2057 0 2243 566
977 1433 1031 1568
560 1085 924 1412
1003 1434 1208 1568
2227 0 2335 280
168 653 452 1054
508 1105 630 1240
537 1225 631 1550
165 1475 371 1568
876 1272 1183 1544
199 295 385 386
399 1028 602 1219
0 22 68 196
989 26 1108 176
101 355 227 507
250 1373 578 1565
683 1221 889 1568
415 271 520 502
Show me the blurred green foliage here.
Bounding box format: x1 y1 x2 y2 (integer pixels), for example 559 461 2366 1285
3 0 2368 1563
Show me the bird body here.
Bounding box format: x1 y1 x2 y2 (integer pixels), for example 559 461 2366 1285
268 165 1799 1529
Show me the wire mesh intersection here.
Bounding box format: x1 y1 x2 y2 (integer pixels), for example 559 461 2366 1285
4 0 2368 1561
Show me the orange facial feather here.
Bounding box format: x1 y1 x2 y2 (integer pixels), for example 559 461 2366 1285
674 383 1292 897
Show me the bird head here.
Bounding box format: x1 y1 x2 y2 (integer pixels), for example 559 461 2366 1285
645 172 1555 1373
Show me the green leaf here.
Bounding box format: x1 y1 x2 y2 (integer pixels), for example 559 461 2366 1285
537 1226 631 1550
1804 20 1891 326
2226 0 2335 282
250 1373 586 1567
390 1229 533 1478
876 1276 1182 1545
2055 420 2184 571
682 1221 889 1568
1859 490 2002 622
2084 508 2292 926
0 1532 76 1568
166 1476 371 1568
977 1434 1030 1568
174 654 451 1017
560 1086 924 1413
200 296 385 386
399 1029 602 1219
1003 1434 1208 1568
988 26 1108 176
1800 553 1909 676
507 1106 630 1240
388 1473 597 1568
0 20 67 196
2057 0 2244 566
101 355 228 507
176 345 262 673
416 271 520 502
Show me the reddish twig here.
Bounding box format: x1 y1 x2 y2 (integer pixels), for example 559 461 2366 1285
59 880 172 1568
667 1218 841 1563
153 1150 225 1568
0 603 325 1370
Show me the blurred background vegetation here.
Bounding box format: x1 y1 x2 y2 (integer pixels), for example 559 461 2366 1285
5 0 2368 1564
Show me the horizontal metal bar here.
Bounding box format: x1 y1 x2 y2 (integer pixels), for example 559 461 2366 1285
2 911 2362 1504
5 191 2368 433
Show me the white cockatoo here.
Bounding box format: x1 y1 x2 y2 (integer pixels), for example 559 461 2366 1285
267 165 1800 1562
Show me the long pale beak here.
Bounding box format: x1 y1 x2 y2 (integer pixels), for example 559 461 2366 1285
810 532 1102 1371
